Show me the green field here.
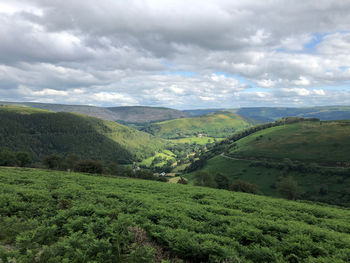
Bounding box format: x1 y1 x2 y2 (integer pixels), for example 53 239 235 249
170 136 224 145
1 167 350 262
142 112 252 139
228 121 350 164
139 150 176 167
0 106 167 163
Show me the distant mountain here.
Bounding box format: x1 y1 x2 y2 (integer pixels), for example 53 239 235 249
183 108 223 116
2 102 350 125
234 106 350 122
106 106 188 123
141 111 253 139
0 105 167 163
0 101 189 123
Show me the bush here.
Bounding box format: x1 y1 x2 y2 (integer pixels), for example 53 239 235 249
277 177 298 200
177 177 188 185
43 154 64 170
229 181 260 194
75 159 104 174
215 173 230 189
194 171 217 188
0 150 18 167
16 152 32 167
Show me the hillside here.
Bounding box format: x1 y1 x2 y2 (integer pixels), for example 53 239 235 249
227 120 350 164
183 108 223 116
141 111 252 139
0 102 189 123
1 167 350 262
186 119 350 206
0 106 167 163
107 106 188 123
235 106 350 122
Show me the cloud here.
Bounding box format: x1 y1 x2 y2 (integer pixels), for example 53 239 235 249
0 0 350 108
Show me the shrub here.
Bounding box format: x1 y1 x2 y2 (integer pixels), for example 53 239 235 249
75 159 104 174
229 181 260 194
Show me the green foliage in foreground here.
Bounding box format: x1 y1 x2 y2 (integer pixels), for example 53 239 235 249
1 168 350 262
0 106 167 163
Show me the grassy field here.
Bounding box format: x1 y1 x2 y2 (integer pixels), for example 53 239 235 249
139 150 176 167
142 112 252 139
228 121 350 165
170 136 224 145
1 167 350 262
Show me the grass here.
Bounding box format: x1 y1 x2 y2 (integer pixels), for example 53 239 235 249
0 105 51 114
170 136 224 145
143 111 252 139
139 150 176 167
1 167 350 262
228 121 350 164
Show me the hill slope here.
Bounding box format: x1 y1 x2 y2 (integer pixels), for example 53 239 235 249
142 111 252 139
186 119 350 206
1 167 350 262
235 106 350 122
107 106 188 123
227 120 350 164
0 106 166 163
0 101 189 123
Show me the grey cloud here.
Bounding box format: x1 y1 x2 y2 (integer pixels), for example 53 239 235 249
0 0 350 108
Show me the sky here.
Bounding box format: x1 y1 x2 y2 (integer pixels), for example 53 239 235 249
0 0 350 109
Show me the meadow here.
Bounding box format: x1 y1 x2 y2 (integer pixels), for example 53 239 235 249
228 121 350 165
1 167 350 262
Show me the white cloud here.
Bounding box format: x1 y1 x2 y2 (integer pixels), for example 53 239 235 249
0 0 350 108
293 76 311 86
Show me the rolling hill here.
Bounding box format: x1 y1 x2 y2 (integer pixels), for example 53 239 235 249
1 167 350 262
234 106 350 122
185 119 350 206
106 106 188 123
0 105 167 163
0 101 189 123
227 120 350 164
141 111 252 139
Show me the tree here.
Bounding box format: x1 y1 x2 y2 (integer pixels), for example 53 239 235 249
16 152 32 167
194 171 217 188
75 159 104 174
0 150 18 167
229 181 260 194
215 173 230 189
107 161 120 176
43 154 64 170
277 177 298 200
66 154 81 171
